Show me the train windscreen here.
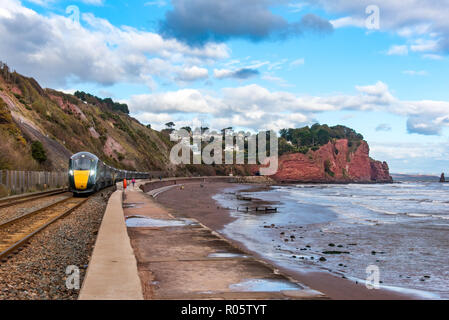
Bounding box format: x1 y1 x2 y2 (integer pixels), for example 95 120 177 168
72 158 94 170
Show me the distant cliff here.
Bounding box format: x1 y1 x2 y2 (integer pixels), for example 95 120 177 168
270 139 392 183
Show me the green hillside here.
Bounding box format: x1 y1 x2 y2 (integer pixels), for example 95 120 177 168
279 124 364 155
0 62 175 173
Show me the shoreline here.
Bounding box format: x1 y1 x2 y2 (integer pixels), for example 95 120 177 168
155 181 420 300
274 180 395 185
125 183 327 300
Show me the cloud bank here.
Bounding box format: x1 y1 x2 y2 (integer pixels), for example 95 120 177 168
128 81 449 135
159 0 333 44
0 0 228 87
315 0 449 55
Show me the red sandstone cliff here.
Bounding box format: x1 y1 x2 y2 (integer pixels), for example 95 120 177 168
269 139 392 183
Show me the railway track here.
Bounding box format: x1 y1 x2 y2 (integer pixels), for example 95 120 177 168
0 188 68 210
0 196 88 261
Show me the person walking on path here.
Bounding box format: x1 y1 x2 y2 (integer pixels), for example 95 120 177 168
132 178 136 188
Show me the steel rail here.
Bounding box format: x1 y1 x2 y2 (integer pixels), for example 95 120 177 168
0 188 69 210
0 196 88 261
0 196 74 228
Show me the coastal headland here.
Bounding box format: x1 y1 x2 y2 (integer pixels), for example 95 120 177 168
253 139 392 184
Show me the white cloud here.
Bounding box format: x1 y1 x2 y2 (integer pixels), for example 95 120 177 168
134 112 174 126
410 39 439 52
213 69 234 79
375 123 392 132
129 89 221 114
261 74 294 88
144 1 166 7
267 59 288 71
386 45 408 56
397 24 431 38
175 66 209 82
128 81 449 135
371 142 449 161
288 3 308 13
311 0 449 54
0 0 229 87
25 0 52 5
213 68 259 80
290 58 305 67
27 0 104 6
422 53 444 60
330 16 365 28
245 60 270 69
128 85 317 131
214 59 291 80
80 0 105 5
402 70 428 76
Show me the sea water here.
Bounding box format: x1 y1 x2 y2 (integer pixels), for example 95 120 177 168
213 182 449 299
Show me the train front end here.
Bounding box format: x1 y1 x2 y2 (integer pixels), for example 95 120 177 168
68 152 99 195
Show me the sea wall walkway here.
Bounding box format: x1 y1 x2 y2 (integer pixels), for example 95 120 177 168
78 186 143 300
79 177 327 300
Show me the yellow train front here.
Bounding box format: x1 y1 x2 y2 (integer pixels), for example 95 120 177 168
68 152 116 196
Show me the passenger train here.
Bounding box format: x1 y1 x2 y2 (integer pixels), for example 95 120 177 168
68 152 149 196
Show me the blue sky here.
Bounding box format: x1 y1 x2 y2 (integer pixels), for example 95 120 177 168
1 0 449 174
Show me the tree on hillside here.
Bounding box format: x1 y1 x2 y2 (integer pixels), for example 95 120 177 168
161 122 176 134
316 128 330 145
31 141 47 164
0 62 11 82
278 138 297 155
201 126 209 134
279 129 288 139
278 124 365 156
181 126 192 133
165 122 175 129
296 127 313 146
74 91 86 101
74 91 130 114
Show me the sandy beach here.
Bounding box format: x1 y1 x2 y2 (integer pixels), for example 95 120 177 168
155 181 418 300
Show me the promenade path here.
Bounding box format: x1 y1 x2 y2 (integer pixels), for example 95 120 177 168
80 179 327 300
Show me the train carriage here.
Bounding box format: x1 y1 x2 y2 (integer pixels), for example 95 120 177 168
68 152 149 196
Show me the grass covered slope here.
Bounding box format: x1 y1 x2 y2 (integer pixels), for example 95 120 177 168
0 62 175 173
0 93 39 170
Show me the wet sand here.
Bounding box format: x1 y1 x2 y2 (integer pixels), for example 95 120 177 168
124 185 327 300
156 181 415 300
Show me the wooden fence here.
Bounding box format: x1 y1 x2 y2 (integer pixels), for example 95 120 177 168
0 170 68 196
